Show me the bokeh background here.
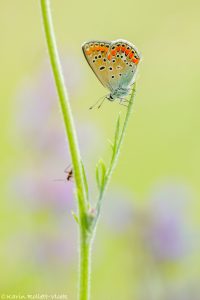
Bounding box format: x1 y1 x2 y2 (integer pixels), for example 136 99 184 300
0 0 200 299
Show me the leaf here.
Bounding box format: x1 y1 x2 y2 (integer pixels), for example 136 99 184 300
107 139 114 150
71 210 79 224
95 159 106 190
113 113 121 152
86 207 96 234
96 163 100 190
81 161 89 202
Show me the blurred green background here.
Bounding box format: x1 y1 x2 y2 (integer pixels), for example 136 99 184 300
0 0 200 299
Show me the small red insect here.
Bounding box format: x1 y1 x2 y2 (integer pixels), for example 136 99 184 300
64 165 73 182
54 164 73 183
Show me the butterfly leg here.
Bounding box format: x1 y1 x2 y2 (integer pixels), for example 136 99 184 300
118 100 129 108
120 97 130 103
119 103 129 107
116 97 128 107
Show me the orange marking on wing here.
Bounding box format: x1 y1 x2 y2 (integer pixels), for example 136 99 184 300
129 52 134 59
116 46 121 52
121 46 126 52
107 53 112 60
125 48 131 55
95 46 100 51
135 58 140 64
132 57 139 64
86 50 91 55
111 50 116 56
100 46 108 52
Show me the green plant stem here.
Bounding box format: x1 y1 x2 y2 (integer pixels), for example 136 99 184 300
79 234 91 299
95 86 136 225
40 1 91 299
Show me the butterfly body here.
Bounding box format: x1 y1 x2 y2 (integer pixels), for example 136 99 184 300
82 39 141 103
107 86 131 101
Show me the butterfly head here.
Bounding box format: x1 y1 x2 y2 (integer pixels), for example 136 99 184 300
106 94 115 101
107 86 131 101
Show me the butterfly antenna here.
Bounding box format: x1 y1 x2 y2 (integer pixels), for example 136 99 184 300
97 96 107 109
89 95 107 110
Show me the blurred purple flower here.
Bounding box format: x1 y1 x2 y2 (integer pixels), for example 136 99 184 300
32 220 77 268
8 171 77 266
137 182 195 262
102 190 135 233
10 51 103 210
12 54 100 158
102 182 195 263
7 51 103 268
10 171 75 213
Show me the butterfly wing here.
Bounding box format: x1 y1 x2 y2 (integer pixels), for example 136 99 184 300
107 39 141 93
82 41 111 90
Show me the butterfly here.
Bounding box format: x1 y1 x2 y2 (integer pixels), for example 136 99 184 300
82 39 141 108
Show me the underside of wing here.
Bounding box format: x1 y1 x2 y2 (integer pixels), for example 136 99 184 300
107 39 141 90
82 41 111 89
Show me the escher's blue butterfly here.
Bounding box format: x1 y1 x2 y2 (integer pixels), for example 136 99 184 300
82 39 141 107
